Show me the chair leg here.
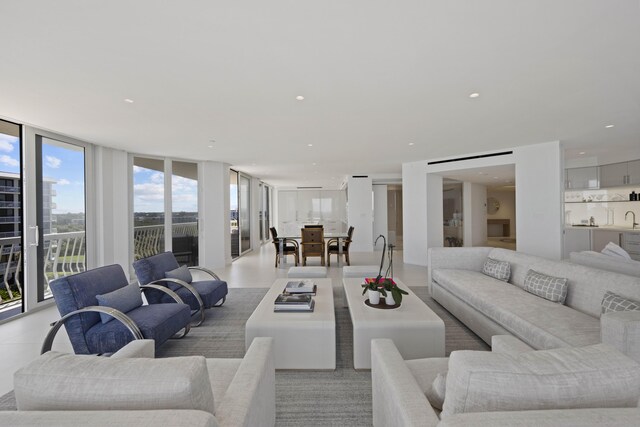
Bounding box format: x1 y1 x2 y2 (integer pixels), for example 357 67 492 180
346 252 350 266
327 253 331 267
275 254 278 268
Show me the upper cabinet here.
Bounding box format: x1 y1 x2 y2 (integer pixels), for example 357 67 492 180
566 159 640 190
599 162 627 188
628 160 640 185
565 166 599 189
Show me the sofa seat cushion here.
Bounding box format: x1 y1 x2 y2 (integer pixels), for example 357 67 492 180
206 358 242 414
85 303 191 353
0 410 217 427
432 269 600 349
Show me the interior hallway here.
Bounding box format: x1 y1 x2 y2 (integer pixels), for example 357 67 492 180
0 243 428 395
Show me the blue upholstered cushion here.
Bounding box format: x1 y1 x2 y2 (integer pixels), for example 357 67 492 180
165 265 193 284
96 283 143 324
84 303 192 354
133 252 180 285
158 280 228 310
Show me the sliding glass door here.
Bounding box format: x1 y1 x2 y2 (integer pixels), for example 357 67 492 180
0 119 22 321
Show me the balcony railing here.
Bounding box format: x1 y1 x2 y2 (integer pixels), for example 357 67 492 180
0 222 198 305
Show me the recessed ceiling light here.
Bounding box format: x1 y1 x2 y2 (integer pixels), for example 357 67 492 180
207 145 214 148
124 98 134 103
579 151 586 155
296 95 305 101
605 124 614 128
469 93 480 98
408 142 415 146
312 162 317 166
493 177 499 179
307 144 313 147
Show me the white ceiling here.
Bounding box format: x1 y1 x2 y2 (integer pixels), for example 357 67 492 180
1 1 639 188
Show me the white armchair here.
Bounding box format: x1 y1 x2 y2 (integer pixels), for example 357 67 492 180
8 338 275 427
371 336 640 427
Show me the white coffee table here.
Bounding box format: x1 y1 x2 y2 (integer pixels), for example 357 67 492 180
245 278 335 369
343 278 445 369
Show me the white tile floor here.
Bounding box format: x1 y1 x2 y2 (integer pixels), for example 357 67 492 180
0 243 427 395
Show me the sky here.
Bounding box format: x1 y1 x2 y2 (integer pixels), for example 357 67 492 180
133 165 198 213
0 134 86 214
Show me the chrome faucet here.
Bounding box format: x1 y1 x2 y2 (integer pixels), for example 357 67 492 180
625 211 638 230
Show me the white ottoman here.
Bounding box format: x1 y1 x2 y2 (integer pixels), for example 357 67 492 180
342 265 379 278
287 266 328 278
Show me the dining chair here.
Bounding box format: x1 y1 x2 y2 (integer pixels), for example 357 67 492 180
270 227 299 267
327 226 354 266
300 227 325 266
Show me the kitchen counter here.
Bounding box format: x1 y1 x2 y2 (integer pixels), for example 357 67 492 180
567 225 640 233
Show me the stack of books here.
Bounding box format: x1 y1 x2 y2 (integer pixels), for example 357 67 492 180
283 280 317 295
274 294 315 312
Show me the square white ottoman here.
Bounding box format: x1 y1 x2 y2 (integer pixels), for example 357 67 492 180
287 266 328 278
342 265 379 278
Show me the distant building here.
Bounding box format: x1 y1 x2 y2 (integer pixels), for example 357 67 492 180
0 172 55 238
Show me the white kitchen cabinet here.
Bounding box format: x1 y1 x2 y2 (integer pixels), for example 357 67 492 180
277 189 347 235
590 230 622 252
598 162 627 188
565 167 599 190
622 233 640 261
628 160 640 185
563 228 592 259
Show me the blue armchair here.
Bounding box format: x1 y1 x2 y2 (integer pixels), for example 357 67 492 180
45 264 192 355
133 252 228 326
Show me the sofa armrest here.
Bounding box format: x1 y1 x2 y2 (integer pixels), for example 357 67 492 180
111 339 155 359
491 335 534 356
216 337 275 427
371 339 440 427
601 310 640 363
428 247 493 291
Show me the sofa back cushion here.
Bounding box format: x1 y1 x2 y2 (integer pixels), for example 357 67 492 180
14 351 215 415
441 344 640 418
569 251 640 278
489 248 640 318
487 248 543 289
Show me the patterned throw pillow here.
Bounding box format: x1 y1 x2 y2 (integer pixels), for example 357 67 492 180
523 269 568 304
482 258 511 282
601 291 640 314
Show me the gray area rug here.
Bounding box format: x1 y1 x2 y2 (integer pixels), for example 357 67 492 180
0 286 488 425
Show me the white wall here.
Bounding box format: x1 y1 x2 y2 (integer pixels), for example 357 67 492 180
515 141 563 259
347 176 374 252
198 161 231 268
403 141 563 265
372 184 388 250
463 182 488 246
94 146 131 277
402 162 429 265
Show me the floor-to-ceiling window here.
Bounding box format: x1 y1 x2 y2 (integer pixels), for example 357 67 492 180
0 119 22 321
239 173 251 254
172 161 198 266
132 157 165 260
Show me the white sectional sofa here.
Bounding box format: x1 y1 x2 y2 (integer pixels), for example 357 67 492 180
3 338 275 427
428 247 640 360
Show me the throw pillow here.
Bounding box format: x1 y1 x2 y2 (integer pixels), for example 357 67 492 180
95 283 143 324
481 258 511 282
601 242 632 261
523 269 568 304
165 265 193 283
602 291 640 314
425 371 447 410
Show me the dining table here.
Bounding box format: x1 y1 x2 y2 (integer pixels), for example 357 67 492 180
276 232 349 269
